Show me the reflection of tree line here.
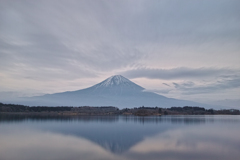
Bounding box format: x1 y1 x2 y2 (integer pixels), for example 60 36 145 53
0 114 119 123
121 115 208 124
1 114 239 124
123 115 240 124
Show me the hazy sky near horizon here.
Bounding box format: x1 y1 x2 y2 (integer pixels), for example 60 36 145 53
0 0 240 103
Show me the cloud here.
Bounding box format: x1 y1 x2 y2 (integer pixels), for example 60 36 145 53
121 67 240 80
0 0 239 101
134 68 240 97
1 0 239 74
173 81 195 88
0 0 147 81
162 83 170 87
143 89 172 94
172 75 240 94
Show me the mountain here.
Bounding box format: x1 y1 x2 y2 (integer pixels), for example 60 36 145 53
12 75 212 108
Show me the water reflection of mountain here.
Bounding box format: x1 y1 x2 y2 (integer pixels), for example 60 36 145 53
69 116 210 153
0 115 239 154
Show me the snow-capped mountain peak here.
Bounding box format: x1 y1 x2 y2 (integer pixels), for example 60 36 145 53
90 75 144 92
101 75 130 86
93 75 137 87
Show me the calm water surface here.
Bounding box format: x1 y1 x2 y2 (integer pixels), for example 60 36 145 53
0 115 240 160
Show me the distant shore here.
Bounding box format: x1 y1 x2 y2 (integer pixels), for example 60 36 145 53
0 103 239 116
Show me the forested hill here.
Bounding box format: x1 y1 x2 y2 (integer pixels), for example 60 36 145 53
0 102 239 115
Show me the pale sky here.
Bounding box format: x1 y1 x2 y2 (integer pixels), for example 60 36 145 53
0 0 240 105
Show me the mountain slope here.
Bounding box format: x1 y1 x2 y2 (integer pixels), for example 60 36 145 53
16 75 212 108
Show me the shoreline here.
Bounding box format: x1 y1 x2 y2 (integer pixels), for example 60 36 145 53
1 103 239 116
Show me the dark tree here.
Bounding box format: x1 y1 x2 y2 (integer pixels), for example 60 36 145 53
158 108 162 114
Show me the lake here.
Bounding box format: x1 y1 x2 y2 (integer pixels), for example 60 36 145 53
0 115 240 160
